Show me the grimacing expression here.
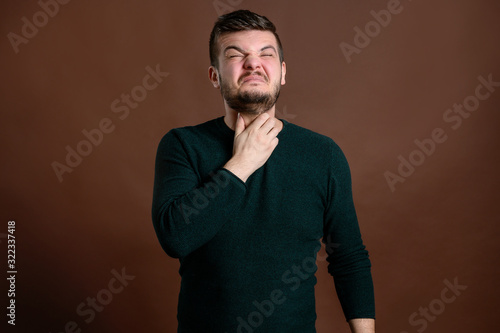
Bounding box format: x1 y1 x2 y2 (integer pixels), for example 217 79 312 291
212 30 286 114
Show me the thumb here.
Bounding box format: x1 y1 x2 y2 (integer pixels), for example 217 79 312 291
234 113 245 136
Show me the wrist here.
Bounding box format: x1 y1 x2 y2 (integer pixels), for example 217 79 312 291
348 318 375 333
223 158 252 183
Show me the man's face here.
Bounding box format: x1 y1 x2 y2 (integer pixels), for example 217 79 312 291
210 30 286 114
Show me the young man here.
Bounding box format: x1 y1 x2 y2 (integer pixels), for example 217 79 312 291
152 10 375 332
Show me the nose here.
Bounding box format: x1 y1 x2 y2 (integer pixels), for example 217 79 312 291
243 54 261 70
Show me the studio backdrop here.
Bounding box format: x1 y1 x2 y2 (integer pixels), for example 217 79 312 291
1 0 499 332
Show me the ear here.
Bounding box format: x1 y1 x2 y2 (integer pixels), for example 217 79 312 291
208 66 220 88
280 61 287 85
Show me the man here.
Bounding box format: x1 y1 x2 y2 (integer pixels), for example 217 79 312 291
152 9 375 332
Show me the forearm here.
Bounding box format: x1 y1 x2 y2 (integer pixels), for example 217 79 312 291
348 318 375 333
329 244 375 321
153 168 246 258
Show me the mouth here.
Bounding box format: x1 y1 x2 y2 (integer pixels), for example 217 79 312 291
240 73 267 84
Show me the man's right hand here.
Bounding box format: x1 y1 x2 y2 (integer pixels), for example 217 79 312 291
223 112 281 183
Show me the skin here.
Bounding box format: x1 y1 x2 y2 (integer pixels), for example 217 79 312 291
349 318 375 333
208 30 375 333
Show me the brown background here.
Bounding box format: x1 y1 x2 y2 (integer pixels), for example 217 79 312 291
1 0 499 332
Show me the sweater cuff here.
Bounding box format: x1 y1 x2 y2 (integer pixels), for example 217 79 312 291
220 168 247 190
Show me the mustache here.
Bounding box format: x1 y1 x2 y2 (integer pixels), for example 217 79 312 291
239 71 268 84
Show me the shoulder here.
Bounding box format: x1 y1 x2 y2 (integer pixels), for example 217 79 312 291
157 118 221 146
167 118 219 138
283 121 347 161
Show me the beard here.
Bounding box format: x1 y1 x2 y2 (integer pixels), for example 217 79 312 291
219 72 281 114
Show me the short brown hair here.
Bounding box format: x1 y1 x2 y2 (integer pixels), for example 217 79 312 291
209 10 284 68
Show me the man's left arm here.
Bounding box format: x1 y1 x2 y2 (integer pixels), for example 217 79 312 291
323 140 375 332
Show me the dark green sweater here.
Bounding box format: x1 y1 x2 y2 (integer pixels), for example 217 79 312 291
152 116 374 332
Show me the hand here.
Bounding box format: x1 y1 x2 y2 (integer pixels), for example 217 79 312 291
348 318 375 333
223 113 281 182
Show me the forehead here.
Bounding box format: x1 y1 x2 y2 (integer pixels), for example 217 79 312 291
217 30 278 53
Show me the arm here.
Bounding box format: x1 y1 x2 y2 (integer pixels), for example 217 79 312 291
322 141 375 326
152 113 281 258
152 130 247 258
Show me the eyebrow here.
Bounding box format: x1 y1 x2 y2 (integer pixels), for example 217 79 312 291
224 45 277 54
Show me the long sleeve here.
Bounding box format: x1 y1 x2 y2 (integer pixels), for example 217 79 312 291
323 141 375 320
152 118 375 331
152 129 246 259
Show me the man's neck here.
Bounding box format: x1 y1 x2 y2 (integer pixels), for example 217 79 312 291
223 105 282 131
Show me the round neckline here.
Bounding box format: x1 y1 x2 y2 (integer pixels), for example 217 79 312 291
216 115 288 138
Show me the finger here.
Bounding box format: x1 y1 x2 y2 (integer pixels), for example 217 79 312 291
234 113 245 136
267 124 281 138
247 112 270 130
261 118 277 134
